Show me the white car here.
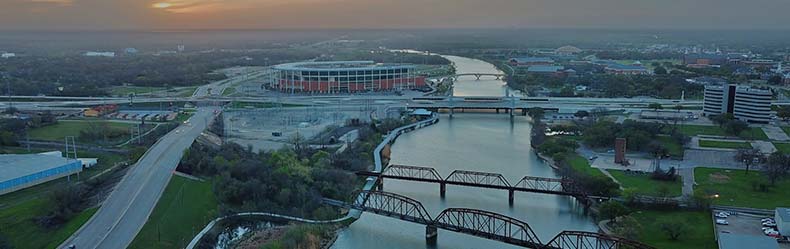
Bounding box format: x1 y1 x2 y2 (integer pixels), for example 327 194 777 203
716 219 729 225
715 212 729 218
762 218 775 223
765 230 780 237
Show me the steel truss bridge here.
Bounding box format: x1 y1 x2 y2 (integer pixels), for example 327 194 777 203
357 164 589 205
451 73 509 80
346 190 654 249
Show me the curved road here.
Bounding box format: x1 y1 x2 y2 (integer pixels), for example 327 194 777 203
59 107 218 249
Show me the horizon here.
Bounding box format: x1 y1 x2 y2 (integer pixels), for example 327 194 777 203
3 0 790 31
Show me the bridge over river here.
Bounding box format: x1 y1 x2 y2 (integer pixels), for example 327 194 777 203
330 190 654 249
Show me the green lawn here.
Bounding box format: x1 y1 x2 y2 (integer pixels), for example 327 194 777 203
222 86 237 96
109 86 166 96
567 154 606 178
129 175 218 249
0 191 99 249
774 142 790 154
782 127 790 137
695 167 790 209
677 124 767 140
607 170 682 197
28 120 132 142
698 140 752 149
632 210 716 249
656 136 684 158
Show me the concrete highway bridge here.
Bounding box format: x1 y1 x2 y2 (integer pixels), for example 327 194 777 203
334 190 654 249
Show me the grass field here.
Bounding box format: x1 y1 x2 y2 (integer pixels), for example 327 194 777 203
677 124 768 140
0 192 99 248
698 140 752 149
774 142 790 154
783 127 790 137
109 86 166 96
607 170 682 197
695 167 790 209
632 210 717 249
567 154 606 178
129 175 217 249
28 120 132 142
222 86 237 96
656 136 684 158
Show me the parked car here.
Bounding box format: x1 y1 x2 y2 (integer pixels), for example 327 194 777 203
715 212 729 218
716 219 729 225
762 218 775 223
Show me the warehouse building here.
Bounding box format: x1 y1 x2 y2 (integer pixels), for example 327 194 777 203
703 84 772 123
0 153 83 195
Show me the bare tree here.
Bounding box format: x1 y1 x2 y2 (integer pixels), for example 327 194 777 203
735 149 764 174
765 152 790 185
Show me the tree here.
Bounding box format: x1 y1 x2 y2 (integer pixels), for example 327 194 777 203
654 66 668 75
526 108 545 120
710 113 734 128
769 75 783 85
735 149 764 174
574 110 590 119
648 103 663 111
659 220 689 241
598 201 630 220
611 215 642 241
723 120 748 136
777 106 790 122
647 140 668 158
765 152 790 185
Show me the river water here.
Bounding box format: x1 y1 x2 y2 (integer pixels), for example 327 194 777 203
330 55 596 249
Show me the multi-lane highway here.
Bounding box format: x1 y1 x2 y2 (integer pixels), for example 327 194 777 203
59 107 218 249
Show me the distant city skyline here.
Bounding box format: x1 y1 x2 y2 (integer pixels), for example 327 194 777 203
1 0 790 30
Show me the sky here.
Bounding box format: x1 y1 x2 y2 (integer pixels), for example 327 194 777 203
1 0 789 30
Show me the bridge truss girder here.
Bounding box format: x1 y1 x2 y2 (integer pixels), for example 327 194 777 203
546 231 656 249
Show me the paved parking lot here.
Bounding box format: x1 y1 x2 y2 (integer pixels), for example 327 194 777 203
713 210 789 249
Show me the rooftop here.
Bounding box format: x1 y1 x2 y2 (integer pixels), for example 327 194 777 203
273 61 415 71
718 233 778 249
605 63 648 71
0 154 76 183
777 207 790 220
510 57 555 64
527 65 565 73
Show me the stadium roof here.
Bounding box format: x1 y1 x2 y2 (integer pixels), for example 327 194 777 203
0 154 74 183
273 61 414 71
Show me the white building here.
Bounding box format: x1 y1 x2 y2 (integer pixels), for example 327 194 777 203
776 208 790 236
703 84 772 123
1 53 16 59
84 51 116 57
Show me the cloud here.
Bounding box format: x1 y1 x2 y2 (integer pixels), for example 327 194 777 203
29 0 73 5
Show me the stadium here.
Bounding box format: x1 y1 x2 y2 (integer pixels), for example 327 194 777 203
273 61 426 93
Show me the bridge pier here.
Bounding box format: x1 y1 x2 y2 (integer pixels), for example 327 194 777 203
495 108 499 114
508 189 515 206
426 225 438 245
376 179 383 191
440 182 446 198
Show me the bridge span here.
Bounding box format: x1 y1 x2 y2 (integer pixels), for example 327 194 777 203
357 164 589 205
337 190 654 249
451 73 509 80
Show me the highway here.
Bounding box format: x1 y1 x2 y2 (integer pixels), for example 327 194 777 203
58 107 218 249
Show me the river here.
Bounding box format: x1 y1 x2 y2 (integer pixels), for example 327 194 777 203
330 55 597 248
